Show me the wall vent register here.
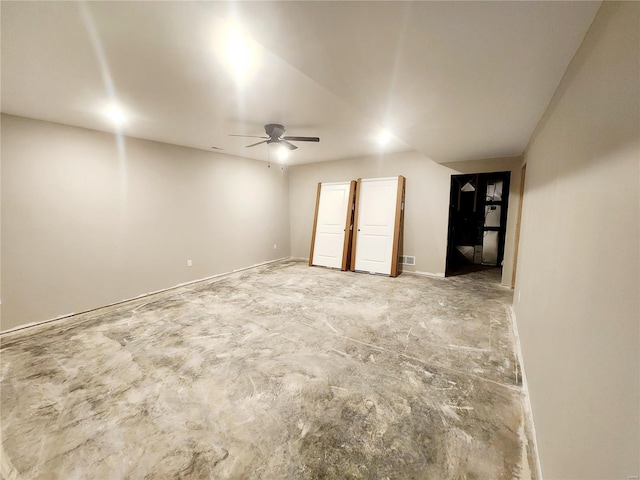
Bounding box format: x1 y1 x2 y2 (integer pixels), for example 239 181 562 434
399 255 416 266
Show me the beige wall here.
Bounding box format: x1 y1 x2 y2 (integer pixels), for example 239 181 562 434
288 151 521 283
514 2 640 479
1 115 290 330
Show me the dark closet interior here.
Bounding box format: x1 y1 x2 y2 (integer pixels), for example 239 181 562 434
445 172 510 276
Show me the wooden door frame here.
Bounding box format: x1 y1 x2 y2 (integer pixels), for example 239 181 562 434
308 182 322 266
511 163 527 287
341 181 357 271
390 176 406 277
349 178 363 271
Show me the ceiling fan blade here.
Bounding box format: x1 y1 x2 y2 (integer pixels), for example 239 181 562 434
280 140 298 150
229 134 269 139
246 140 269 148
282 136 320 142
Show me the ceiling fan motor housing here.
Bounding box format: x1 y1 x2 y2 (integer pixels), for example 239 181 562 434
265 124 286 138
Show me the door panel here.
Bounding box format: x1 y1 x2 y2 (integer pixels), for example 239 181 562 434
312 182 352 269
354 178 399 275
357 234 389 264
359 185 394 226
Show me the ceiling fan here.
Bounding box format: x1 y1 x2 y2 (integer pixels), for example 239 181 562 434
230 124 319 150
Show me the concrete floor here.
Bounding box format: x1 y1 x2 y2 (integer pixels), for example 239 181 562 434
1 260 535 479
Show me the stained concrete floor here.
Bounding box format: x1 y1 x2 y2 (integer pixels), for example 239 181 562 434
1 260 535 479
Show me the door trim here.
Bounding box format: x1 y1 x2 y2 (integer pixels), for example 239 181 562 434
512 163 527 287
390 176 406 277
349 178 363 271
308 182 322 266
341 181 357 271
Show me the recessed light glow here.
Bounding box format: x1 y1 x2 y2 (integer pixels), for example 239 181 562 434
217 20 260 85
377 129 392 146
104 103 127 127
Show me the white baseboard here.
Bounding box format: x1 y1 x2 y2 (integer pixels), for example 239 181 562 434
509 306 543 480
409 270 446 278
0 257 292 336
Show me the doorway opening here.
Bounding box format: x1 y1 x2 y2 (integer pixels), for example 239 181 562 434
445 171 510 277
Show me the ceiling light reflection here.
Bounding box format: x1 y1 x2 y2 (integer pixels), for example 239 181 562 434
217 20 261 85
377 130 392 146
104 102 127 127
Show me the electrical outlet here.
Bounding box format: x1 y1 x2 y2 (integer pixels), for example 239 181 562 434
273 244 277 250
187 259 193 267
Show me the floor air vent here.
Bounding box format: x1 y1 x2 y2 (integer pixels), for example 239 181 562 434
400 255 416 266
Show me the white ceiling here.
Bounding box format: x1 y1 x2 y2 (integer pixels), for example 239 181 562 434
1 1 601 165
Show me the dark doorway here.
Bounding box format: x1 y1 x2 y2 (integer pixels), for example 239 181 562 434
445 172 510 277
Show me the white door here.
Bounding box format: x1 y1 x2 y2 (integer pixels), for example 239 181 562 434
312 182 352 269
354 177 399 275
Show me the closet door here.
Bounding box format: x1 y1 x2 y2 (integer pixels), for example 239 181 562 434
309 181 356 270
351 176 405 276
